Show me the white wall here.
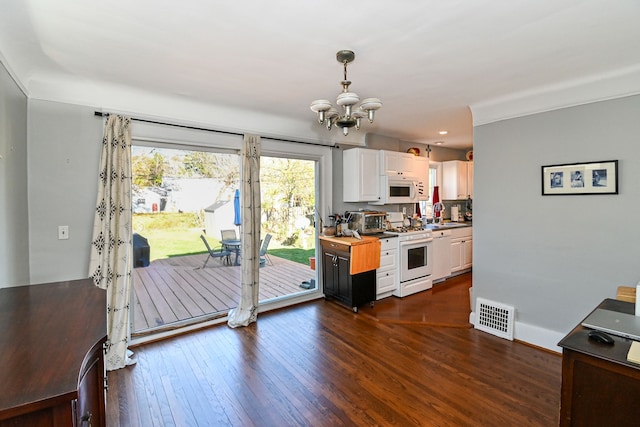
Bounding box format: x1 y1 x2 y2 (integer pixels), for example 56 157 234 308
472 94 640 351
27 100 103 283
0 60 29 288
24 100 334 287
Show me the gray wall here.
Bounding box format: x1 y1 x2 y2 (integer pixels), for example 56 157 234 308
473 94 640 349
27 100 102 284
0 61 29 288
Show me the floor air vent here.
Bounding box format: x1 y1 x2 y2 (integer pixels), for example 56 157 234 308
475 298 515 340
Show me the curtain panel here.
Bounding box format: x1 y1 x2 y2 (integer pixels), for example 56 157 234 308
228 134 261 328
89 114 134 370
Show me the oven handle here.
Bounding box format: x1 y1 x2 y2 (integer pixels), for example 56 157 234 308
399 237 433 247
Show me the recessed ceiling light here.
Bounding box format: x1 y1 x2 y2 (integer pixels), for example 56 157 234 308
435 141 445 145
439 130 448 135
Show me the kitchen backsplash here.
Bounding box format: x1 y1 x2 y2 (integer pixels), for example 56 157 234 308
441 199 471 220
398 198 472 222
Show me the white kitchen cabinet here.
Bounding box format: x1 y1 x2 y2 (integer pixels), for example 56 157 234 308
467 161 473 198
376 237 398 299
442 160 473 200
343 148 380 202
380 150 416 177
450 226 472 274
414 156 430 200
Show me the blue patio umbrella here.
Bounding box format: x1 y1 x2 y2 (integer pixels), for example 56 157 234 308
233 189 241 227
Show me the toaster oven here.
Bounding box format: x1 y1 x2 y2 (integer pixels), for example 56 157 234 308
347 211 387 235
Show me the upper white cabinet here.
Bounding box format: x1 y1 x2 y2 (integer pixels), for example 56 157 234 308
380 151 416 176
442 160 473 200
343 148 380 202
343 148 430 203
414 156 430 201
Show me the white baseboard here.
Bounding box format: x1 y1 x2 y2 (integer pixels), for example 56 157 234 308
470 311 563 353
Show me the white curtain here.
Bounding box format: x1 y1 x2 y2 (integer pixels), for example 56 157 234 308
89 114 134 370
228 134 261 328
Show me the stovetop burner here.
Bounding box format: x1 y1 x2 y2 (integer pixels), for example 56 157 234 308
387 227 424 233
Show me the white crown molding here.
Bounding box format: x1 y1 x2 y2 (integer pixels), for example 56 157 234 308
0 51 28 97
470 64 640 126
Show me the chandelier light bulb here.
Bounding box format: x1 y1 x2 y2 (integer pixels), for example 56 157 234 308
310 50 382 136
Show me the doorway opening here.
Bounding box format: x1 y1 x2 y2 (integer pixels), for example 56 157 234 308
130 145 318 337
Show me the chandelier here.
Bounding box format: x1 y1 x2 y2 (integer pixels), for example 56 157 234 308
310 50 382 136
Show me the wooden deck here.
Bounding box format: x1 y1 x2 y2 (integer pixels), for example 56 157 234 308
132 253 316 334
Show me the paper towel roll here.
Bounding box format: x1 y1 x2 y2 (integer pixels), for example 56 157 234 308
451 206 459 222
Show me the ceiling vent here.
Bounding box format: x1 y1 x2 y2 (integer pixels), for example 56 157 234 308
475 298 515 341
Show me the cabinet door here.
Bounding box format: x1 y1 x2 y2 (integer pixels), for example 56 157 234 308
462 238 473 270
442 160 468 200
467 161 473 198
343 148 380 202
336 252 351 301
76 344 105 427
381 150 415 176
450 239 463 272
322 251 337 296
414 156 430 200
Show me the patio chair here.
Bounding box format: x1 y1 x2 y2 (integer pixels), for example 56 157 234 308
200 234 231 268
220 229 237 242
259 233 273 266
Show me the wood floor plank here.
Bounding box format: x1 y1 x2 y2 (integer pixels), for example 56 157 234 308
109 273 562 426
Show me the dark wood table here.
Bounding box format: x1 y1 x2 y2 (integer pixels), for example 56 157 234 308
0 279 107 426
558 298 640 426
222 239 241 265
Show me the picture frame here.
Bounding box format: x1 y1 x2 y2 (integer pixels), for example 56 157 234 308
541 160 618 195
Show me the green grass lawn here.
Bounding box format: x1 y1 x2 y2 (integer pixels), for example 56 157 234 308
136 227 314 266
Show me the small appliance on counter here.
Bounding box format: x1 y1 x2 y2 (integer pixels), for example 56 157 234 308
451 206 459 222
346 210 387 235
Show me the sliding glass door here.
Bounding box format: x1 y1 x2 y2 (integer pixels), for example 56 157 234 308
129 140 326 337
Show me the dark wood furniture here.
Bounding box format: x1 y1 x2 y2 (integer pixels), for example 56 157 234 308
0 279 107 427
320 238 377 312
558 298 640 426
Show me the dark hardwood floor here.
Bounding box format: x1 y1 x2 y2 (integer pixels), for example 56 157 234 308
107 273 562 426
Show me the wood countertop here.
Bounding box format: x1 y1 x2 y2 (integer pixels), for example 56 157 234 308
319 235 380 246
320 235 380 274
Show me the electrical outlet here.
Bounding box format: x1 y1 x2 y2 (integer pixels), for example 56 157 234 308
58 225 69 240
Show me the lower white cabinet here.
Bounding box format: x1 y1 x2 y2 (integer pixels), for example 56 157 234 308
376 237 398 299
450 227 472 274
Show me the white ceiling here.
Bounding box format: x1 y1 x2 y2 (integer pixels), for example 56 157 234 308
1 0 639 149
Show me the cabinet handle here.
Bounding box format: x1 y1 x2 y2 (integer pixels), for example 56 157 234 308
80 412 92 427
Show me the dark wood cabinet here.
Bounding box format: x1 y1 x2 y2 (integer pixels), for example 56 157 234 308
558 299 640 426
0 279 107 426
321 240 376 312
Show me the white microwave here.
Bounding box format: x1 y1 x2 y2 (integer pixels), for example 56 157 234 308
372 175 419 205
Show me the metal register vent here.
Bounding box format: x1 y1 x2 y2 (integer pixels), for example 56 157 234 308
475 298 515 341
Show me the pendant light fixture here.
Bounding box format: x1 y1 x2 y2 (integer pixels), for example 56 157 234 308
310 50 382 136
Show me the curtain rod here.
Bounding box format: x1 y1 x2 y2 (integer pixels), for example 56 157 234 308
94 111 336 149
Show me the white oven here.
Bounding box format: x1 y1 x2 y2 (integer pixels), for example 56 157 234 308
385 223 433 297
400 235 433 283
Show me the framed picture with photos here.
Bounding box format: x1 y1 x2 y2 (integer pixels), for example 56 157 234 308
541 160 618 195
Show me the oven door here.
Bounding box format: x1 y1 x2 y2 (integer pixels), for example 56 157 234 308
399 238 433 282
